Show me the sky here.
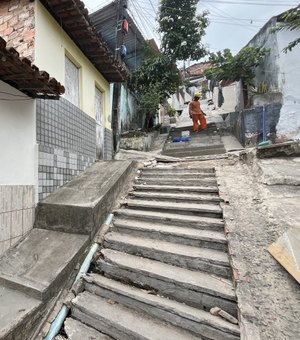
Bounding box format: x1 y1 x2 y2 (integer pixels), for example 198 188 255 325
84 0 299 60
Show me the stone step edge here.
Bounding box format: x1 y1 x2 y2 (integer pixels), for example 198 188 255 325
104 232 230 267
71 291 199 340
125 199 223 215
112 218 227 244
114 209 224 230
99 249 236 302
83 274 240 340
133 184 219 192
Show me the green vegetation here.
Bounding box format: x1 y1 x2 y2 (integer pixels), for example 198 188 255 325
158 0 209 62
204 47 269 86
273 5 300 53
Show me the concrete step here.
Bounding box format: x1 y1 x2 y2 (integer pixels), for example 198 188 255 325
141 167 215 174
114 208 224 231
112 218 228 251
140 172 216 179
130 191 222 204
162 148 226 158
165 143 225 151
0 286 41 340
71 291 200 340
104 233 231 278
136 177 217 187
125 199 223 218
133 184 219 194
97 249 237 316
64 317 113 340
0 229 88 301
84 274 240 340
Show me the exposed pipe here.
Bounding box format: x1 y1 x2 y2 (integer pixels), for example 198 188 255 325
44 213 114 340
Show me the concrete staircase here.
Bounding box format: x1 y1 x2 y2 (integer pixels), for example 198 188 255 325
66 166 240 340
162 124 226 158
0 161 135 340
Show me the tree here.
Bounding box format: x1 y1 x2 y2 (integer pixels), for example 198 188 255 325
158 0 208 62
273 5 300 53
128 53 181 128
204 47 269 86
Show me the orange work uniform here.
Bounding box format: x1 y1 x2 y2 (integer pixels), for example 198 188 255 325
189 100 207 132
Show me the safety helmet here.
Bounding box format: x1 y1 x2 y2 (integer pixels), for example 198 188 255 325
194 92 201 98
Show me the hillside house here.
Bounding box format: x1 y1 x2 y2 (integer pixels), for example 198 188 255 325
0 0 127 255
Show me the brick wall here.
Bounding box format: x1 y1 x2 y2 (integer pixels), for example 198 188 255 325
0 0 35 61
37 98 97 200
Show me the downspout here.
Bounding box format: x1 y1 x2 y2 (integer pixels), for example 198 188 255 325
44 213 114 340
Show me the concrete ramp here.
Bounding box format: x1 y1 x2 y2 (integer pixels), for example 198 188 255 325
35 160 135 238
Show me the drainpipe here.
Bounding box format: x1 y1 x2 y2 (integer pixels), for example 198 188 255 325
258 105 268 146
44 213 114 340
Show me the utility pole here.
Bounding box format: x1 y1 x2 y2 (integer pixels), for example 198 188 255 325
112 0 128 154
114 0 127 62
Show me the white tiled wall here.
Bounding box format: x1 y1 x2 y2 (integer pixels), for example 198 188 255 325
0 185 35 256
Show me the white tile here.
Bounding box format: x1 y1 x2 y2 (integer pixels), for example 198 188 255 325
0 212 11 242
23 186 34 209
2 186 12 212
11 186 23 211
0 240 10 256
11 210 23 239
22 209 34 234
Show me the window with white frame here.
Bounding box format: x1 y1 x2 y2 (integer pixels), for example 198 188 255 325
65 55 80 107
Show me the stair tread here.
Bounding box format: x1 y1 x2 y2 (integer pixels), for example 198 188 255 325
131 191 221 202
133 184 219 192
113 218 227 243
100 249 236 301
72 291 200 340
141 168 215 173
104 232 230 266
114 208 224 228
126 199 222 214
64 317 112 340
84 274 240 339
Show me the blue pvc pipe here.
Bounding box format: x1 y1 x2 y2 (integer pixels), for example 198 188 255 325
44 213 114 340
262 105 266 142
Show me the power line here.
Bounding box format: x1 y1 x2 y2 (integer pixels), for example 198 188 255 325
202 0 298 6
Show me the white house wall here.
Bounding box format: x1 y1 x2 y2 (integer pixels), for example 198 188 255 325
0 81 36 255
276 29 300 139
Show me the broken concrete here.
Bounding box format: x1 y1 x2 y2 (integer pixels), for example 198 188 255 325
83 274 240 340
104 232 231 278
35 160 135 238
114 208 225 231
97 249 237 316
71 291 200 340
112 218 227 250
64 317 113 340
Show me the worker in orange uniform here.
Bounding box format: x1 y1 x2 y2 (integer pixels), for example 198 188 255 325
189 92 207 132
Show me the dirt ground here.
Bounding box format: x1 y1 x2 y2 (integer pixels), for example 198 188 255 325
166 155 300 340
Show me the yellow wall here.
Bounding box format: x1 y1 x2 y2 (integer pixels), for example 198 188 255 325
34 1 111 128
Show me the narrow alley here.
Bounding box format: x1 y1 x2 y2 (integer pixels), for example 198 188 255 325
0 1 300 340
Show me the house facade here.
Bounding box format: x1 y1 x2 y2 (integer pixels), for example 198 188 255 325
246 13 300 141
0 0 127 255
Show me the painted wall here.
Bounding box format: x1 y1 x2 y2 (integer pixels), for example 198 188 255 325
34 1 111 128
119 84 143 132
0 80 36 255
248 19 300 140
0 81 36 185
